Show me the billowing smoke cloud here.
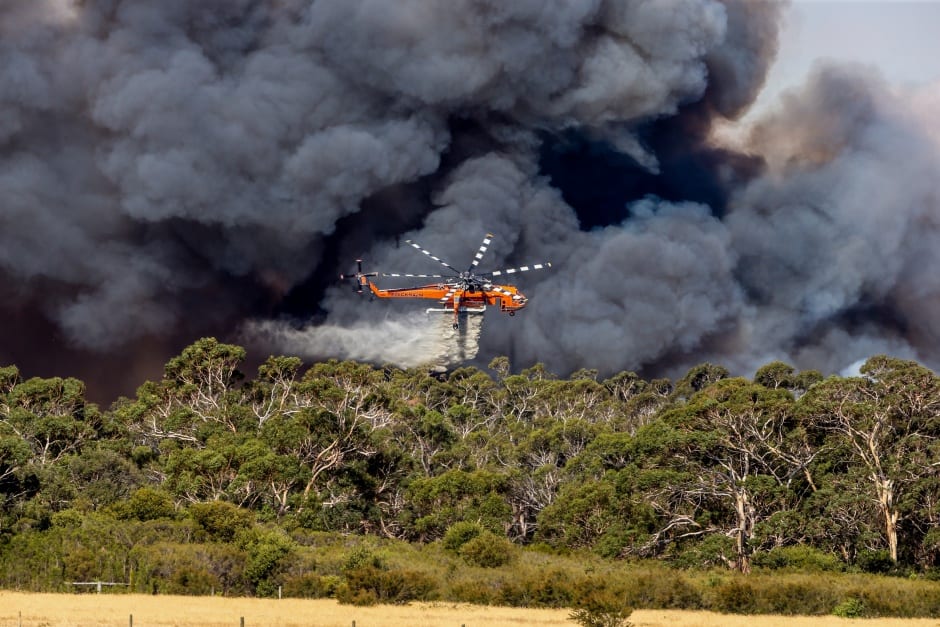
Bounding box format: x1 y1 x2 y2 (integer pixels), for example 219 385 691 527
4 0 938 401
720 64 940 375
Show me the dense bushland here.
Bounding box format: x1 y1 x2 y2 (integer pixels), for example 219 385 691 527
1 339 939 615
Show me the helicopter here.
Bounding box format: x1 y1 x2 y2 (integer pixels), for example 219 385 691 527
340 233 551 329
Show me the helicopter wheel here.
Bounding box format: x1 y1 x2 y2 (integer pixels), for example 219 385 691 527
509 311 515 317
452 323 459 330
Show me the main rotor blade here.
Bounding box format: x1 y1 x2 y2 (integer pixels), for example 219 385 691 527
404 239 460 274
381 272 445 278
483 262 552 277
439 285 459 303
468 233 494 272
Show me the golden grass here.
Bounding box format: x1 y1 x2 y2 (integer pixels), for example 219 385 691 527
0 592 938 627
628 609 940 627
0 593 569 627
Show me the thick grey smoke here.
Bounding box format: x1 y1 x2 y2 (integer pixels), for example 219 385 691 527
6 0 938 398
315 59 940 379
327 154 745 378
450 63 940 378
1 0 451 350
721 64 940 375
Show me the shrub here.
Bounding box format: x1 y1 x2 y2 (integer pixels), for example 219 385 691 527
448 579 498 605
342 546 384 572
337 566 436 605
131 445 156 467
110 487 177 521
443 521 484 554
753 579 834 615
188 501 254 542
281 573 328 598
752 545 844 572
335 583 379 606
569 606 633 627
850 580 938 617
703 574 845 615
524 569 574 606
282 572 341 598
712 579 758 614
459 531 513 568
163 566 218 596
242 529 295 596
50 509 83 528
132 541 248 596
833 597 867 618
856 550 894 574
622 572 701 609
497 569 576 608
670 534 735 569
570 585 633 627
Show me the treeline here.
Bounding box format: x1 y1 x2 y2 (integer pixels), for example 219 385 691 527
1 338 939 602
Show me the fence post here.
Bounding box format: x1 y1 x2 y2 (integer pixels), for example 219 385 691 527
129 614 133 627
240 617 244 627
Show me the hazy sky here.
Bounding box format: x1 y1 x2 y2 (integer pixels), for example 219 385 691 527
753 0 940 114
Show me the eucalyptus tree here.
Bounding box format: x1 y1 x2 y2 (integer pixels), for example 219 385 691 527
1 374 99 466
118 338 249 448
0 366 112 529
753 361 822 396
637 377 803 572
799 356 940 565
404 468 511 541
0 368 30 495
290 359 393 506
671 363 729 402
246 355 304 429
602 371 673 432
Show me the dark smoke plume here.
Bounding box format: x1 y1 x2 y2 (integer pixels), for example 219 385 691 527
2 1 938 402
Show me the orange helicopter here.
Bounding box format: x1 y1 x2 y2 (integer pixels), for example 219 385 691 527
340 233 551 329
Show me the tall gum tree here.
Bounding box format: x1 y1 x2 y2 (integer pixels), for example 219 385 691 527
800 356 940 564
118 338 248 447
647 377 800 573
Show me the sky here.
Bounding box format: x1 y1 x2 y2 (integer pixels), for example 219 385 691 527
753 0 940 115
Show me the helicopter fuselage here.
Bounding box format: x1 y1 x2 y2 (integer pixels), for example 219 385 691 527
361 278 526 313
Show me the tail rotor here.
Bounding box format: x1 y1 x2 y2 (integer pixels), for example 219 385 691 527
339 259 377 294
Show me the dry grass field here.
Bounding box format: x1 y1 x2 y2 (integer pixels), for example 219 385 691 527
0 592 937 627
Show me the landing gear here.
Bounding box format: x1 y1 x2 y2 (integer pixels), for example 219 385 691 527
453 323 459 330
509 311 515 316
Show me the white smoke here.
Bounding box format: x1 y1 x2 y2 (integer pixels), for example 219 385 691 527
244 309 483 371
